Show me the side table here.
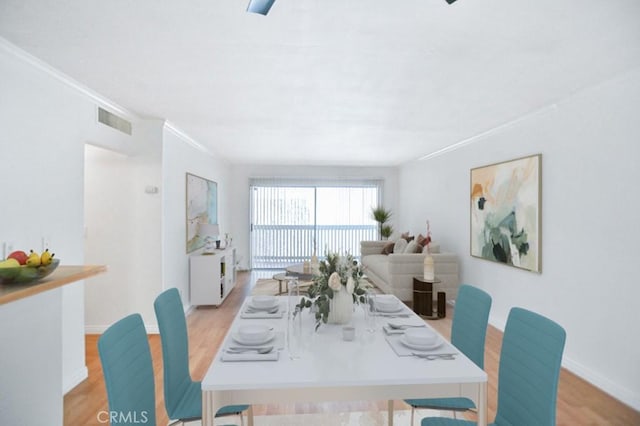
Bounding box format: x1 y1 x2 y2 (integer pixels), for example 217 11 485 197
412 276 446 319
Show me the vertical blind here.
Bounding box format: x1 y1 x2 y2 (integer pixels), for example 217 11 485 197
250 179 382 269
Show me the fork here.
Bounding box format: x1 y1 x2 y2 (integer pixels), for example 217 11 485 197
412 352 457 360
387 322 426 330
226 346 274 354
245 306 279 314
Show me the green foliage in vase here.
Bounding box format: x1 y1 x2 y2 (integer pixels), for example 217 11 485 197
296 252 370 330
381 224 393 239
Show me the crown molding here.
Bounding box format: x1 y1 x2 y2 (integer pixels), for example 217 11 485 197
0 36 139 121
1 37 220 159
163 120 214 156
417 65 640 163
418 103 558 162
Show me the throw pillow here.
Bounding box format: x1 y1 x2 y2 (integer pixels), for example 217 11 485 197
404 240 422 254
400 232 415 242
417 233 432 247
381 242 395 255
393 238 408 253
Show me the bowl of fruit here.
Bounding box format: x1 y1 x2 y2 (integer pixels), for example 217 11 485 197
0 249 59 285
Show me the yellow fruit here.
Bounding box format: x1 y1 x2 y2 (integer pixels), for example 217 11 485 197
40 249 55 266
26 250 41 267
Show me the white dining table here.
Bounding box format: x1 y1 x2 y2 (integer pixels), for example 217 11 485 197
201 296 487 426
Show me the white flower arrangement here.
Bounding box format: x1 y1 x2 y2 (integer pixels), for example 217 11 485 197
296 252 371 329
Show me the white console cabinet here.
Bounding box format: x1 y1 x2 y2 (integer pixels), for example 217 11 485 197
190 247 236 306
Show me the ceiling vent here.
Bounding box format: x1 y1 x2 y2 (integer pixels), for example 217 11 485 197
98 107 132 135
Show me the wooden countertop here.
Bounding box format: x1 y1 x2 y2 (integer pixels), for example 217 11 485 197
0 265 107 306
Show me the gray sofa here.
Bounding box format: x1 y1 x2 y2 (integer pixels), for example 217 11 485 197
360 240 460 303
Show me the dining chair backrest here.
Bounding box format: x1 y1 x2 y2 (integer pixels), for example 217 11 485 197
98 313 156 426
495 307 566 426
450 284 492 369
154 288 193 417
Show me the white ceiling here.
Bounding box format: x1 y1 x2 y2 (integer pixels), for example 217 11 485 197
1 0 639 166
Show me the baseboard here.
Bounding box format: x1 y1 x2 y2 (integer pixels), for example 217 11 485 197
63 366 88 394
562 357 640 411
85 323 159 334
488 314 640 411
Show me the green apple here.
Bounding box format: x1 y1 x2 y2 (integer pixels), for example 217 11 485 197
0 258 20 268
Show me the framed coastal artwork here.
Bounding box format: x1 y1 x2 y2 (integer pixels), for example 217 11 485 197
186 173 218 253
470 154 541 272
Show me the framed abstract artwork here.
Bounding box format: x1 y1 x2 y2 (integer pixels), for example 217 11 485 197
186 173 218 253
470 154 541 272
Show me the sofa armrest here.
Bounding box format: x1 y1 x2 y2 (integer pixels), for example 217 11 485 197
360 240 388 257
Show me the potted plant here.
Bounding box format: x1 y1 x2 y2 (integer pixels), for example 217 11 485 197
371 206 393 240
381 224 394 240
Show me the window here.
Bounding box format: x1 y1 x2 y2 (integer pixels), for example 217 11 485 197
250 180 381 269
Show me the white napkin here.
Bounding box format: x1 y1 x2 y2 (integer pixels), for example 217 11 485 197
240 309 285 319
382 320 428 335
228 331 286 350
221 351 280 362
384 334 457 357
382 325 406 335
240 302 286 319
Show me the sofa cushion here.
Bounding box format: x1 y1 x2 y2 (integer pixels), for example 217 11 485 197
404 240 422 253
381 242 395 255
417 233 432 247
400 232 415 242
393 238 408 253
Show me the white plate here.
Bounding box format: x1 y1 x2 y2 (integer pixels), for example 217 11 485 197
399 334 443 351
232 330 275 346
248 299 279 310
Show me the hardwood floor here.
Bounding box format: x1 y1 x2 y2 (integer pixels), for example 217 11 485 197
65 271 640 425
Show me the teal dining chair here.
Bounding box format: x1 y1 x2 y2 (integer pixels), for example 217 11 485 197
421 307 567 426
154 288 250 426
98 313 156 426
405 284 492 424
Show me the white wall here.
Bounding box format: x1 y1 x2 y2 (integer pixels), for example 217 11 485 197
84 119 164 332
162 126 233 307
0 291 63 425
229 164 399 270
0 39 133 424
397 70 640 410
0 39 165 418
0 42 92 399
84 144 134 327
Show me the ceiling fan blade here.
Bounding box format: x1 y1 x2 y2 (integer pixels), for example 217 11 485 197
247 0 276 15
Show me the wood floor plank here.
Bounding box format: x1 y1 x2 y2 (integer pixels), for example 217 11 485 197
64 271 640 425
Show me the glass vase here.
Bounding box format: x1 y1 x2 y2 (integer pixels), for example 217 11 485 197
287 277 302 359
363 290 377 332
